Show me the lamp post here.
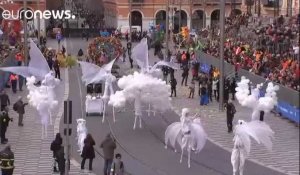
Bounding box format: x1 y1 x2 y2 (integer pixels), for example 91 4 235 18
23 0 28 66
37 0 41 46
219 0 225 111
165 0 170 61
129 0 132 43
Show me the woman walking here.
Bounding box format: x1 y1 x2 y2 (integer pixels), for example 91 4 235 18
81 134 95 171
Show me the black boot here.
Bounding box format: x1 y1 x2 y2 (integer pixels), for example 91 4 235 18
53 166 59 172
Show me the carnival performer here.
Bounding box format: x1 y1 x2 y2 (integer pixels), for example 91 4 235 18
77 119 88 154
165 108 207 168
231 120 274 175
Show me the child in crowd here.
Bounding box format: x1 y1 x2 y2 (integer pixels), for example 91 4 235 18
110 153 124 175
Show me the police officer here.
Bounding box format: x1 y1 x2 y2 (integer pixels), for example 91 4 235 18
0 145 14 175
0 107 13 144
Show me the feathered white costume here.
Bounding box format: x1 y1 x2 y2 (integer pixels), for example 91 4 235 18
79 59 117 122
109 72 171 129
77 118 88 154
235 76 279 120
165 108 207 168
0 39 60 139
231 120 274 175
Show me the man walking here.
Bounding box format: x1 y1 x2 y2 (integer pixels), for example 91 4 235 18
0 145 14 175
169 77 177 97
100 134 117 175
0 91 10 111
9 74 18 93
225 99 236 133
13 97 28 126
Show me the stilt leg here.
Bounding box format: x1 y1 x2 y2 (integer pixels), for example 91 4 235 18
102 104 106 123
113 107 116 123
148 104 151 116
49 110 53 125
139 115 142 128
133 115 137 130
180 148 184 163
188 149 191 168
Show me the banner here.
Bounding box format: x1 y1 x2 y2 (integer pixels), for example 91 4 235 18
276 101 300 124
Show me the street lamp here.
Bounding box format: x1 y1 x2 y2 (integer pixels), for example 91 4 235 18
165 0 170 61
23 0 28 66
219 0 225 111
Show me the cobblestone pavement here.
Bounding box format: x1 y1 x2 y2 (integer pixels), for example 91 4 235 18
47 38 299 175
0 40 93 174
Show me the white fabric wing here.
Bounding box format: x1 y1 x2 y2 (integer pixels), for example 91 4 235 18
190 121 207 153
28 39 50 78
234 125 252 155
151 60 180 71
0 66 31 78
165 122 182 148
247 121 274 151
78 61 102 85
103 58 116 72
132 38 149 71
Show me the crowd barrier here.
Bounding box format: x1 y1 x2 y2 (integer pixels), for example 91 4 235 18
196 51 300 124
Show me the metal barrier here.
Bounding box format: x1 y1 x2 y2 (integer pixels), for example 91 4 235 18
196 51 300 124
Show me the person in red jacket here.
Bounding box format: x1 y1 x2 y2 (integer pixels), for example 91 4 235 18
9 74 18 93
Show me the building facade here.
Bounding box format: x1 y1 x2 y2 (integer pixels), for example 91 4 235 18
113 0 299 31
0 0 47 33
103 0 118 28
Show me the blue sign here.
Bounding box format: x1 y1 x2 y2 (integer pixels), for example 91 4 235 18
100 31 110 37
276 101 300 124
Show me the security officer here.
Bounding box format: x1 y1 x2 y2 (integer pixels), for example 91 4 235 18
0 145 14 175
0 107 13 144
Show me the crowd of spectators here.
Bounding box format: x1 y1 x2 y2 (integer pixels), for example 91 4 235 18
201 14 300 91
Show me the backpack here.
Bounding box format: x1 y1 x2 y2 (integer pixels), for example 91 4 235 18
13 102 18 112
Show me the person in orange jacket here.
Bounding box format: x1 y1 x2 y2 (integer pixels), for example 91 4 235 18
9 74 18 93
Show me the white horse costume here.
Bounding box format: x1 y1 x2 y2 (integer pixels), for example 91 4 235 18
231 120 274 175
165 108 207 168
77 118 88 154
235 76 279 121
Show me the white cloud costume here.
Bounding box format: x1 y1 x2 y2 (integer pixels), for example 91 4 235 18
165 108 207 168
26 73 59 139
77 118 88 154
231 120 274 175
109 72 171 129
235 76 279 120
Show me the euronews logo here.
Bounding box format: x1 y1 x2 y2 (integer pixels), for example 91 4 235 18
2 9 76 20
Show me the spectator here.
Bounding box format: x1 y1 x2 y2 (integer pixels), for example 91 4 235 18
110 153 125 175
212 78 219 101
9 74 18 93
50 133 63 173
188 80 195 98
13 96 28 126
100 133 117 175
225 99 236 133
81 133 95 171
181 66 189 86
169 77 177 97
0 91 10 111
56 146 65 175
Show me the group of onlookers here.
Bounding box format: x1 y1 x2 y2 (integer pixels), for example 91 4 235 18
201 14 299 91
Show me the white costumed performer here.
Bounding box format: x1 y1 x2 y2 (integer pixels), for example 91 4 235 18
165 108 207 168
77 118 88 154
235 76 279 121
231 120 274 175
109 72 171 130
